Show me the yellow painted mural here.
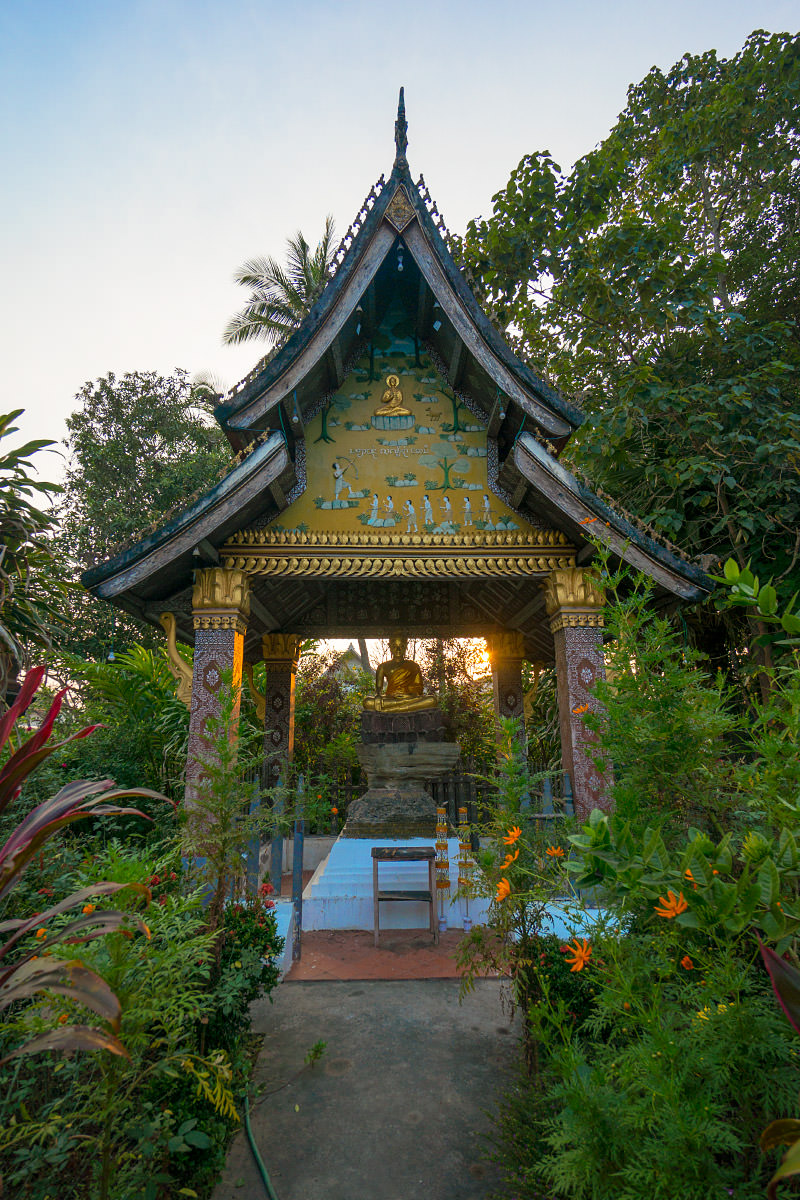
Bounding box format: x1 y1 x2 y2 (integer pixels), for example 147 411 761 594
269 330 537 541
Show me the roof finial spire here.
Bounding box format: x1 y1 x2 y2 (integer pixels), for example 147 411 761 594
394 86 408 169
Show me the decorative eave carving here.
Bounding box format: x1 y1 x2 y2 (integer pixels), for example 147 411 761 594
543 567 605 633
158 612 193 707
243 662 266 721
229 528 571 550
223 527 574 580
384 185 416 233
224 553 574 581
192 567 250 634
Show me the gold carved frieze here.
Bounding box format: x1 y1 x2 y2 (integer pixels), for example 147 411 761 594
223 553 573 581
192 567 250 634
384 185 416 233
543 567 605 634
223 527 573 582
229 528 571 550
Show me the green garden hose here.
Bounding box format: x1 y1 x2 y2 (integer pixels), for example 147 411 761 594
244 1093 280 1200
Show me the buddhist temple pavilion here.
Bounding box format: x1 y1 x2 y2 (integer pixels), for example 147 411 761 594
83 91 710 820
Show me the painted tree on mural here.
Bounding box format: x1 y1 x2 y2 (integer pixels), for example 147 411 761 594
314 394 352 445
460 30 800 615
419 444 471 492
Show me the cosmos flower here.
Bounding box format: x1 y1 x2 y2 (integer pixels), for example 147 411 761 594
655 890 688 919
563 938 592 972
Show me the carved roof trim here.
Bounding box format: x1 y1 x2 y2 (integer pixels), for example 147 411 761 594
82 433 290 601
513 434 710 600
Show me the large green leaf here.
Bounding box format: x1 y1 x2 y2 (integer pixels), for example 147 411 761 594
767 1134 800 1199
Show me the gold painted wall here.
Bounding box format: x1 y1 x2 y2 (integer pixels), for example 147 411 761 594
269 342 535 540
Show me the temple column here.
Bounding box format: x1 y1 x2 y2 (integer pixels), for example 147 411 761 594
185 568 250 806
486 631 527 750
543 567 610 820
261 634 302 789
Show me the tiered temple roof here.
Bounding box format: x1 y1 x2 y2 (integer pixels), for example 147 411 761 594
83 91 709 663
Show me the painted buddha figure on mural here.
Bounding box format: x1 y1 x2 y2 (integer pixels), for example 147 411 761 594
364 635 437 712
375 374 411 416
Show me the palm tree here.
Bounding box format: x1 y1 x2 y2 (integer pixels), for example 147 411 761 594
223 216 336 347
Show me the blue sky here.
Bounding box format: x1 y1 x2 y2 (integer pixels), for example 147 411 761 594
2 0 798 476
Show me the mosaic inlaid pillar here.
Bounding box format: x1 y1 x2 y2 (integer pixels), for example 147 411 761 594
544 567 611 820
486 631 527 749
261 634 302 789
185 568 250 807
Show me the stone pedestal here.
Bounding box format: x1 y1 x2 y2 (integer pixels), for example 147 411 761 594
343 709 459 839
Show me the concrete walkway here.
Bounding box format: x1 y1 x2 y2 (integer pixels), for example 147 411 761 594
213 978 518 1200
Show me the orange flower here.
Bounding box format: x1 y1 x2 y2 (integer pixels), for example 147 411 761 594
572 703 589 715
57 1013 69 1025
564 938 592 972
654 890 688 919
546 845 565 858
501 848 520 870
82 904 95 915
579 517 597 525
681 955 694 970
495 877 511 902
35 928 47 940
331 806 339 815
142 923 151 940
502 826 521 846
683 869 697 891
712 869 719 875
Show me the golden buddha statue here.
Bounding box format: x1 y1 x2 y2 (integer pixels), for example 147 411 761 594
375 374 411 416
364 635 438 712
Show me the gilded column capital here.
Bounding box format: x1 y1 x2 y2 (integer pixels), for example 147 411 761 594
486 631 526 664
192 567 250 634
261 633 302 673
543 567 605 633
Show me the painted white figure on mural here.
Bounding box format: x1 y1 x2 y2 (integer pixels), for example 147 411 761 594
384 494 395 519
462 496 472 525
483 493 492 523
332 461 352 501
370 493 379 521
440 495 452 521
423 494 434 526
404 499 418 532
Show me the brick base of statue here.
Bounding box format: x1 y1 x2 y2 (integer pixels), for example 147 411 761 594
343 709 459 838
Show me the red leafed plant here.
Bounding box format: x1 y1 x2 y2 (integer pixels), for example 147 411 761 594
0 665 167 1063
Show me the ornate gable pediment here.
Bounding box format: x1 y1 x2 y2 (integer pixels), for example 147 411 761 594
224 333 574 580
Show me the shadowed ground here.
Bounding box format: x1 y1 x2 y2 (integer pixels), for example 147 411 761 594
212 977 518 1200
